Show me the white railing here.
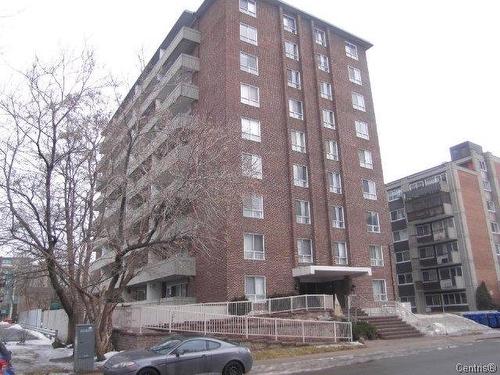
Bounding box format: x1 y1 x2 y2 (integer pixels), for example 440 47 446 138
152 294 334 317
114 306 351 343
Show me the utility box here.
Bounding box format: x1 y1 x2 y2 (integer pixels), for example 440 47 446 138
74 324 95 373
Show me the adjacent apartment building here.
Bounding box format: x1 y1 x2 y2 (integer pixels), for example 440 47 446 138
386 142 500 313
94 0 395 305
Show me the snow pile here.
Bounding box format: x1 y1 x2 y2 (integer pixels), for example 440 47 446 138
0 322 10 328
414 313 491 336
6 324 23 330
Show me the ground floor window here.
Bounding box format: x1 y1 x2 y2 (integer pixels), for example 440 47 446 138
400 296 416 308
129 286 147 301
161 282 187 298
372 279 387 302
426 292 467 307
245 276 266 302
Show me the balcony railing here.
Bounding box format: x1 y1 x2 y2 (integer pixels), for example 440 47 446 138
127 255 196 286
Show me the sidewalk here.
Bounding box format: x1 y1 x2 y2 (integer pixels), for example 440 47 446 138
251 331 500 374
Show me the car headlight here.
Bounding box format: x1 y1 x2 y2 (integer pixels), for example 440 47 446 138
111 361 136 369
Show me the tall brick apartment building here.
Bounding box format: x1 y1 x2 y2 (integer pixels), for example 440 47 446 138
386 142 500 313
94 0 395 306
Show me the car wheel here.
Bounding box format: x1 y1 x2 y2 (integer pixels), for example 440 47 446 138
137 368 159 375
222 360 244 375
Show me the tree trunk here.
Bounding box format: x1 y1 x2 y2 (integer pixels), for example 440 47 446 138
95 312 114 361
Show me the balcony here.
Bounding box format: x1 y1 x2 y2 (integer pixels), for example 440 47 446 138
440 276 465 290
108 27 200 131
405 181 449 200
140 54 200 118
141 27 201 98
416 227 457 245
128 255 196 286
157 82 199 115
90 249 115 273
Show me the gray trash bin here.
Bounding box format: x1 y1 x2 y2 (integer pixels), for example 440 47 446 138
74 324 95 373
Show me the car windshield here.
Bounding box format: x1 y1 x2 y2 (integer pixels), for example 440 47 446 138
149 339 182 354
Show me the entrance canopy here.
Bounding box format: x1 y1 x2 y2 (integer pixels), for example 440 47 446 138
292 265 372 283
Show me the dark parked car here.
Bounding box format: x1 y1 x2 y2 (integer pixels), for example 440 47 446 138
102 336 252 375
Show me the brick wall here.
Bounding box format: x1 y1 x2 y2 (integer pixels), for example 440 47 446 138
190 0 395 302
458 170 500 303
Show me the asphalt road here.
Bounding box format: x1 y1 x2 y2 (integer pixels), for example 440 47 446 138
303 339 500 375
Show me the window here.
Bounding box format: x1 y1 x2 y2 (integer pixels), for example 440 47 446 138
483 180 492 191
176 340 207 354
283 14 297 33
352 92 366 111
393 229 408 242
367 211 380 233
241 117 261 142
287 69 301 89
355 121 369 139
496 244 500 256
326 140 339 161
409 180 425 190
387 188 403 201
285 41 299 60
396 250 410 263
369 245 384 266
422 269 438 282
245 276 266 302
358 150 373 169
345 41 358 60
328 172 342 194
398 272 413 285
240 23 258 45
241 153 262 179
479 160 488 171
331 206 345 229
491 222 500 234
288 99 304 120
419 246 435 259
316 54 330 72
314 28 326 46
390 208 406 222
400 296 416 308
239 0 256 17
242 193 263 219
372 279 387 302
320 82 333 100
297 239 313 263
348 66 362 85
293 165 309 188
416 224 432 237
362 179 377 200
295 200 311 224
244 233 265 260
164 283 187 298
240 84 260 107
333 242 348 265
207 341 221 351
291 131 306 153
487 201 496 212
322 109 335 129
240 52 259 75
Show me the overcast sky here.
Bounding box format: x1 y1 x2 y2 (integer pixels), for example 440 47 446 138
1 0 499 182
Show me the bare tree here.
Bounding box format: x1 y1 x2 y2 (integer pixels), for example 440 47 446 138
0 49 113 343
0 48 240 358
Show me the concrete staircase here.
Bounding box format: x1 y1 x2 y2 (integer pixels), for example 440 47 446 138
359 315 423 339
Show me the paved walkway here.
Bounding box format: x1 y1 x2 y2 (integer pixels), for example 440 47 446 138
251 331 500 374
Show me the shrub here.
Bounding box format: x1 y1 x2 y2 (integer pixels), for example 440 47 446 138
476 281 495 310
352 321 377 341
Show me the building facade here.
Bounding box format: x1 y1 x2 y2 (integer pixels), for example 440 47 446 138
94 0 395 306
386 142 500 313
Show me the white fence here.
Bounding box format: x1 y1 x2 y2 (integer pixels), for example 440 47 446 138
18 308 68 342
114 307 352 343
141 294 334 317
